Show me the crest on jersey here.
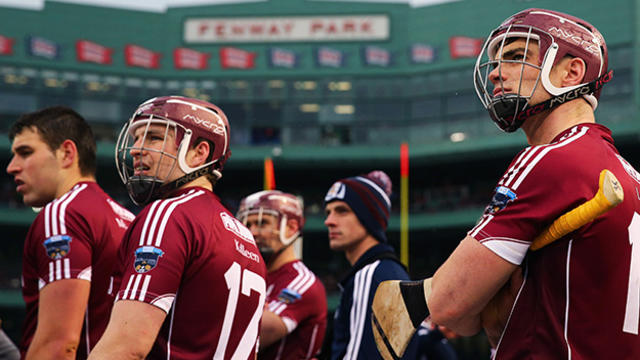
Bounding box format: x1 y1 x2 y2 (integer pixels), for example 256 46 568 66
43 235 72 260
278 288 302 304
134 246 164 273
485 186 517 214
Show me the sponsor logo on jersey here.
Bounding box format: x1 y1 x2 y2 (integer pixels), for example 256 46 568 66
220 212 255 244
134 246 164 273
324 181 346 202
234 239 261 263
43 235 72 259
617 154 640 185
485 186 517 214
278 288 301 304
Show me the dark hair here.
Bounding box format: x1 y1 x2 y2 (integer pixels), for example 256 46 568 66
9 106 97 176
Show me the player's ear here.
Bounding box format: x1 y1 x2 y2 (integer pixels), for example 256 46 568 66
286 218 299 237
188 140 211 167
57 139 78 170
561 57 587 87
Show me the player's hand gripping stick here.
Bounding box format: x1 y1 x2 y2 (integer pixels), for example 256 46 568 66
530 169 624 250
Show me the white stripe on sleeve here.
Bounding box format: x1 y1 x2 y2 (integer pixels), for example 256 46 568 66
55 259 62 280
138 275 151 301
344 260 379 359
122 274 135 300
128 274 143 300
63 258 71 279
48 262 54 282
57 184 87 235
154 190 204 247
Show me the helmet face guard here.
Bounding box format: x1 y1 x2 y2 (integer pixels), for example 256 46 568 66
473 8 609 133
474 26 547 132
115 96 231 205
116 116 185 205
237 190 304 264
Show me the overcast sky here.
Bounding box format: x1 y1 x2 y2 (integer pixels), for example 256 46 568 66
0 0 459 12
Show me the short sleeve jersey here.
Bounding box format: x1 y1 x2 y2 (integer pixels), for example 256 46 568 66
331 243 419 360
260 260 327 360
115 187 267 360
469 124 640 359
20 182 134 358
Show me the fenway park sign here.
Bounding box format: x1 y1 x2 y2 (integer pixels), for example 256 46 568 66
184 15 389 43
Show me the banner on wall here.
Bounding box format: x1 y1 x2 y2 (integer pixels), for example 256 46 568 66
220 47 256 69
362 45 392 67
27 36 61 59
125 44 161 69
410 43 436 64
315 46 346 68
184 15 389 43
268 47 298 68
449 36 483 59
0 35 15 55
76 40 113 65
173 47 210 70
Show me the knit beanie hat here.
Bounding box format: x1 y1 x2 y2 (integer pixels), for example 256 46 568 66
324 170 392 243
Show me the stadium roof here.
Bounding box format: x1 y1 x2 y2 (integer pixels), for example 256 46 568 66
0 0 459 12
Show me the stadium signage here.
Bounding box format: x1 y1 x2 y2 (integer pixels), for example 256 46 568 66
0 35 14 55
184 15 389 43
173 48 210 70
124 44 161 69
76 40 113 65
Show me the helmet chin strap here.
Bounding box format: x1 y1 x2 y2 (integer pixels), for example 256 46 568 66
163 163 214 192
497 69 613 132
125 153 221 205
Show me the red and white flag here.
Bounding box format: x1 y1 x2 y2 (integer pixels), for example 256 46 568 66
449 36 483 59
220 47 256 69
125 44 161 69
0 35 14 55
76 40 113 65
173 47 210 70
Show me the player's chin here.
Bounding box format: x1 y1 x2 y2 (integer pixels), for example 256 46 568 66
22 195 47 208
328 239 345 251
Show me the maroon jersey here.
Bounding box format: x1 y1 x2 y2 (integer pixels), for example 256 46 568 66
260 260 327 360
469 124 640 359
115 187 267 360
20 182 133 358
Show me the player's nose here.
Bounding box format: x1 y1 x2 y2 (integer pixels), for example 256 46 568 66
6 156 20 175
324 212 336 227
488 63 504 85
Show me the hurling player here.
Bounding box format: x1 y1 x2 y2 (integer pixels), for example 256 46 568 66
428 8 640 359
7 107 133 359
238 190 327 359
89 96 266 359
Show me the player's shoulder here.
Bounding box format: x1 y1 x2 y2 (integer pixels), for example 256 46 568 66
501 125 600 190
292 260 326 293
139 187 213 221
279 261 320 287
37 182 102 223
65 183 135 226
273 261 326 305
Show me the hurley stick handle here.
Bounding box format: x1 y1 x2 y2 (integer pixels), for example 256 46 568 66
530 169 624 251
